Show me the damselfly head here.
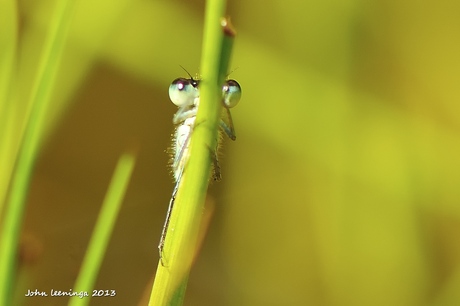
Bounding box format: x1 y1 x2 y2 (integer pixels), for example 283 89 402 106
169 78 199 107
222 79 241 108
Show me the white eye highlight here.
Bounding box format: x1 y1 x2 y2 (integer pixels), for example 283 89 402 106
222 79 241 108
169 78 199 107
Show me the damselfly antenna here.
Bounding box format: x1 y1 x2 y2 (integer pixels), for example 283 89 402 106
179 65 196 81
226 67 239 77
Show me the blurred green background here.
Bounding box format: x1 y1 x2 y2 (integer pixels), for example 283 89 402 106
6 0 460 305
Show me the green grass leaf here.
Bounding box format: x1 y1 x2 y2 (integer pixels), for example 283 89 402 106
0 0 75 304
69 152 136 306
0 0 18 216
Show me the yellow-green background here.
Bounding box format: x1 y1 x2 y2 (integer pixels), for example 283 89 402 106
4 0 460 305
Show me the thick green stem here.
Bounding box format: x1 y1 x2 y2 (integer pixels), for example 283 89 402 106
149 0 236 305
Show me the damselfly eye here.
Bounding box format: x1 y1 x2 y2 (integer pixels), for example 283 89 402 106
169 78 199 107
222 79 241 108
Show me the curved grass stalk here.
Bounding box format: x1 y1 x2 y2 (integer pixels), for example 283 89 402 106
0 0 18 216
0 1 75 304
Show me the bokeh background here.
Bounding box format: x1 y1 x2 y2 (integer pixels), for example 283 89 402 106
10 0 460 305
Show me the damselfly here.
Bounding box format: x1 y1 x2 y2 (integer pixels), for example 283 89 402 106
158 74 242 261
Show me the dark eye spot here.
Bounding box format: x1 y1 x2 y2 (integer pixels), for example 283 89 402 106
171 78 191 91
223 79 241 92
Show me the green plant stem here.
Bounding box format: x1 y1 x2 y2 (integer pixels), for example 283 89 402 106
0 1 74 304
0 0 18 216
149 0 236 305
218 17 236 82
69 152 135 306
